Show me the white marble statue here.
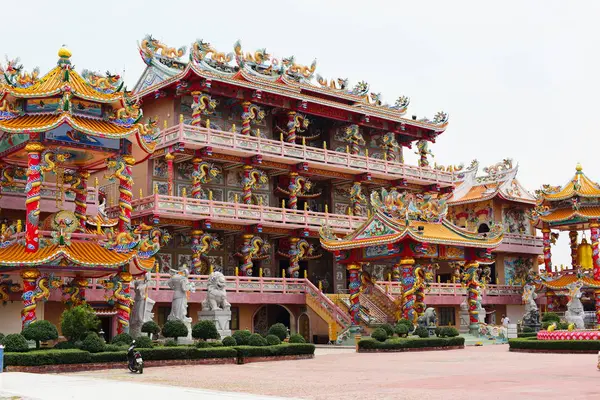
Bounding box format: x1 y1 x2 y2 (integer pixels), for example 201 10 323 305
130 272 155 338
521 283 539 327
167 264 196 342
565 281 585 329
476 293 486 324
201 271 231 311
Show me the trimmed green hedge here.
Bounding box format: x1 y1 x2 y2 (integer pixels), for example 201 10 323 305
4 349 92 366
509 338 600 351
517 332 538 338
359 337 465 350
235 343 316 358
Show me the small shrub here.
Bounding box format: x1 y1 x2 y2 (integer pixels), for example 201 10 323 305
232 330 252 346
222 336 237 347
397 319 414 333
541 321 554 330
248 333 268 346
371 328 388 342
162 320 189 341
104 343 127 352
208 341 223 347
141 321 161 336
164 339 178 347
192 320 220 341
434 327 442 337
441 327 459 338
135 335 154 349
73 340 84 349
81 332 105 353
289 333 306 344
3 333 29 352
414 327 429 338
395 324 409 337
53 341 76 350
558 322 570 330
379 324 394 337
541 312 560 323
111 333 133 346
522 326 534 333
265 334 281 346
196 341 210 348
21 320 59 349
59 304 100 342
267 323 288 341
0 332 5 342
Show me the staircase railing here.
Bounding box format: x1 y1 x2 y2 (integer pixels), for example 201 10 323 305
304 279 352 328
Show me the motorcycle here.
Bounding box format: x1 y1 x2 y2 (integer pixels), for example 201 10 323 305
127 340 144 374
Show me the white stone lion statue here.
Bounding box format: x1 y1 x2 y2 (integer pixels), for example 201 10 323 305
202 271 231 311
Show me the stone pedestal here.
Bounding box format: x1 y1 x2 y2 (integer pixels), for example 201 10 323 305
177 317 194 345
459 300 470 334
198 310 232 338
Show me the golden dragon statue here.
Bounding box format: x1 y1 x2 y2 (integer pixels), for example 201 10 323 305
282 56 317 79
236 235 271 276
1 58 40 88
40 150 70 175
395 266 427 323
191 39 233 64
191 160 220 199
112 93 143 123
0 278 20 304
316 75 348 90
0 99 18 113
233 40 270 65
81 69 123 92
191 231 222 274
241 167 268 204
140 34 186 59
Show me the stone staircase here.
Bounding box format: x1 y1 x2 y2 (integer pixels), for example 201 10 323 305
304 279 352 342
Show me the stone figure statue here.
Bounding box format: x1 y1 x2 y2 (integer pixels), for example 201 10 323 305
167 264 196 342
565 281 585 329
201 271 231 311
521 283 539 328
476 292 486 324
130 272 155 338
417 307 437 328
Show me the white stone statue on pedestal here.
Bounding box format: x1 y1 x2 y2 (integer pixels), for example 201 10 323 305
198 272 232 338
167 264 196 343
476 292 486 324
130 272 155 338
565 281 585 329
459 298 470 333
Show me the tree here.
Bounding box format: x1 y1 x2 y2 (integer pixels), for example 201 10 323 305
141 321 161 337
59 304 100 342
81 332 105 353
192 320 220 341
161 320 188 341
21 320 59 349
2 333 29 352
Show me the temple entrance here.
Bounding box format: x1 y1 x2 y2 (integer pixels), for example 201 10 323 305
298 313 310 342
252 305 292 335
98 316 113 342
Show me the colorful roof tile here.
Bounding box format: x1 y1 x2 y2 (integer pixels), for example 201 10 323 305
537 164 600 201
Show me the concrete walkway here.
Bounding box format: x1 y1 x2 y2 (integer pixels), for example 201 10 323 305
0 372 293 400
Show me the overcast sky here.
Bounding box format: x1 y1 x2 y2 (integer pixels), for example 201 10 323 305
6 0 597 265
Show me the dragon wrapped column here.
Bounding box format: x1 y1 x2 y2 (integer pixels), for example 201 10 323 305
241 101 251 136
20 269 41 328
590 221 600 280
115 272 133 334
286 111 297 143
240 234 254 276
288 173 300 210
117 156 135 233
400 258 416 323
191 92 203 126
25 142 44 252
242 165 253 205
165 152 175 196
542 226 552 272
63 278 88 307
350 181 364 216
594 289 600 329
191 158 202 199
74 171 89 229
464 261 481 333
346 263 362 326
287 237 301 278
191 229 203 274
392 261 401 282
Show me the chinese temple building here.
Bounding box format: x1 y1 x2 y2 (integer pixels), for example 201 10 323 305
529 164 600 328
0 48 162 335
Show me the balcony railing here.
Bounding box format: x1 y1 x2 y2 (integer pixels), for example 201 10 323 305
0 180 98 212
158 123 454 186
376 281 523 297
497 233 543 254
118 193 366 233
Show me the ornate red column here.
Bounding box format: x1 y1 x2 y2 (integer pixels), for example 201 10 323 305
191 228 203 274
116 272 132 334
464 260 480 334
287 237 301 278
21 269 41 328
542 225 552 272
286 111 297 143
241 101 251 136
569 230 578 267
400 257 416 322
25 142 44 252
346 263 362 326
392 261 401 282
350 181 364 216
191 157 202 199
288 172 299 210
165 152 175 196
118 156 135 233
590 221 600 327
73 171 89 229
240 234 254 276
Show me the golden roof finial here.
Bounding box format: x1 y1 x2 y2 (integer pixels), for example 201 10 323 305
58 45 72 59
576 163 582 172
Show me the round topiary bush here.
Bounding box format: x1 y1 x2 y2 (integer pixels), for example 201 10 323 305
441 327 459 338
222 336 237 347
267 323 288 341
397 319 414 333
111 333 133 345
192 320 220 341
379 324 394 337
21 320 59 349
371 328 388 342
162 320 189 341
2 333 29 352
141 321 161 336
164 339 177 347
81 332 105 353
248 333 268 346
265 334 281 346
232 330 252 345
414 326 429 338
135 335 153 349
434 327 443 337
394 324 409 337
289 333 306 343
196 341 210 348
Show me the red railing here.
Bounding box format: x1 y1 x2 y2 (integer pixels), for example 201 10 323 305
157 123 454 186
376 281 523 297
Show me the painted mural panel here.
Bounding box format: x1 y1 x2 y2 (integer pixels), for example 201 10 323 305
503 256 533 286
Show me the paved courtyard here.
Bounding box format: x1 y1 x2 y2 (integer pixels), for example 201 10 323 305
59 346 599 399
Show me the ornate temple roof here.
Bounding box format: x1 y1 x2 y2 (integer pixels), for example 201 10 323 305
320 188 502 251
449 159 536 205
0 47 159 154
537 274 600 290
132 35 448 134
530 165 600 230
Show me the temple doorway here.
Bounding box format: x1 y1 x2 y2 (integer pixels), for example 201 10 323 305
97 316 113 342
252 305 293 335
298 313 310 341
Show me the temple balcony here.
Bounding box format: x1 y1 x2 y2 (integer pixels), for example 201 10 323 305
157 123 454 187
0 180 99 215
495 232 543 255
112 193 366 234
